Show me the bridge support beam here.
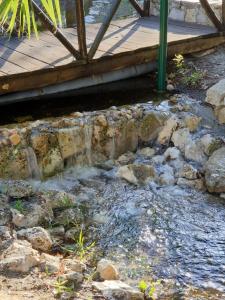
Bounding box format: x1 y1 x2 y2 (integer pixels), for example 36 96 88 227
157 0 168 92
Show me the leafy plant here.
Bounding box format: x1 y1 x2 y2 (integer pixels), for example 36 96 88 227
53 278 73 296
59 195 73 208
61 229 95 261
138 279 161 300
138 280 148 293
0 0 62 38
11 199 25 214
171 53 205 87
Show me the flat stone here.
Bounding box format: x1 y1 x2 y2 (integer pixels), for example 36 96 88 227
118 164 156 185
3 180 33 198
92 280 144 300
40 253 61 273
205 79 225 107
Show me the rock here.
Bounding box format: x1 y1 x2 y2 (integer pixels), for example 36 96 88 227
151 155 164 165
0 240 40 273
65 227 80 241
215 106 225 124
55 207 83 226
205 79 225 107
139 112 167 142
48 225 65 238
167 84 175 91
11 201 51 228
9 133 21 146
220 193 225 199
205 147 225 193
59 272 83 284
205 79 225 124
138 147 156 158
17 227 53 251
184 114 201 132
0 208 11 226
40 253 61 273
177 178 205 191
64 258 86 273
157 116 178 144
171 128 192 152
164 147 181 161
200 134 223 156
3 180 33 198
118 164 156 185
185 140 207 164
0 226 14 251
159 165 175 186
116 152 136 165
97 259 119 280
95 115 108 127
179 163 198 180
92 280 144 300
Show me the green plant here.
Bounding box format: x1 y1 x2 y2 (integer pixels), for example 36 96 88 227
59 195 73 208
173 54 185 70
61 229 95 261
11 199 25 214
53 278 73 296
0 0 62 37
138 279 161 300
138 280 148 293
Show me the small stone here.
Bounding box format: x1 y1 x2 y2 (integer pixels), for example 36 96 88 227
164 147 181 161
59 272 83 284
116 152 136 165
172 128 192 152
167 84 175 91
118 164 156 185
138 147 155 158
179 163 198 180
64 258 86 273
157 116 178 145
9 133 21 146
92 280 144 300
97 259 119 280
4 180 33 198
17 227 53 252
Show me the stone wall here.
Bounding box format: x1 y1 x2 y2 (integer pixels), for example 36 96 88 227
0 105 168 180
151 0 221 27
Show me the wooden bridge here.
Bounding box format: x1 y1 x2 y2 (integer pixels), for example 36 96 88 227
0 0 225 103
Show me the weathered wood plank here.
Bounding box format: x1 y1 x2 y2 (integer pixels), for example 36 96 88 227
0 32 224 95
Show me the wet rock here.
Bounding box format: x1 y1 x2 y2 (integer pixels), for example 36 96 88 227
200 134 223 156
164 147 181 161
0 240 40 273
17 227 53 252
167 84 175 91
3 180 33 198
205 79 225 124
92 280 144 300
40 253 61 273
177 178 205 191
118 164 156 185
116 152 136 165
184 114 201 132
205 147 225 193
97 259 119 280
159 165 175 186
171 128 192 152
179 163 198 180
151 155 164 165
157 116 178 144
138 147 156 158
184 140 207 164
139 112 167 142
0 208 11 226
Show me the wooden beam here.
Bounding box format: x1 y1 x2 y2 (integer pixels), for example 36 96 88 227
129 0 144 17
1 32 224 95
88 0 122 59
199 0 223 31
222 0 225 27
76 0 88 59
143 0 151 17
31 0 81 60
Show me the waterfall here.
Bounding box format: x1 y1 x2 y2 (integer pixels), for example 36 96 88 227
84 119 93 166
25 147 41 179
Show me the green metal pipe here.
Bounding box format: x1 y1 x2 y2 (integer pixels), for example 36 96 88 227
157 0 168 92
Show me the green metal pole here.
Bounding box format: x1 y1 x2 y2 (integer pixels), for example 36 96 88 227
157 0 168 92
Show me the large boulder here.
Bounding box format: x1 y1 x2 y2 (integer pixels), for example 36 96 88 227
205 147 225 193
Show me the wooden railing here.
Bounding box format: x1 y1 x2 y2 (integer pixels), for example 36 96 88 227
33 0 225 62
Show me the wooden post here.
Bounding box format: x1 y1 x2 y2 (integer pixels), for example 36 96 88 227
222 0 225 27
199 0 223 31
88 0 122 59
76 0 87 59
143 0 150 17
